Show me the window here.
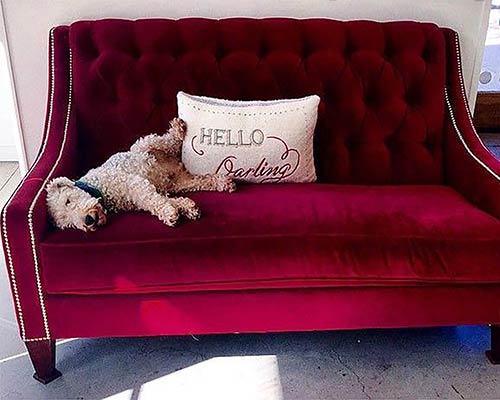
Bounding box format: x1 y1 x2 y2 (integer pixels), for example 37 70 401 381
475 1 500 131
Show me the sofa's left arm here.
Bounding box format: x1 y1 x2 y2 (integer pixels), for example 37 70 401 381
1 26 78 341
443 28 500 220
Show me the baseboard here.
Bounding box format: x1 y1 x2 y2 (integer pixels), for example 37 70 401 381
474 92 500 133
0 145 18 161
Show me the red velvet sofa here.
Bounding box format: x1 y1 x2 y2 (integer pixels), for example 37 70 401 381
2 18 500 383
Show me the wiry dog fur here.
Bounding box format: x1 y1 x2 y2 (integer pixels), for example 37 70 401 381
46 118 236 232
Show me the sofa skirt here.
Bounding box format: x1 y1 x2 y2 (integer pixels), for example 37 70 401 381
46 284 500 338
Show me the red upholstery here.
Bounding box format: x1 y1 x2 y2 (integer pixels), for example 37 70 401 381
47 285 500 338
71 19 446 184
41 184 500 295
442 29 500 220
1 19 500 347
1 26 77 340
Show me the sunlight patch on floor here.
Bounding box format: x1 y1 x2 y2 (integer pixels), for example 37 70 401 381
103 355 283 400
102 389 135 400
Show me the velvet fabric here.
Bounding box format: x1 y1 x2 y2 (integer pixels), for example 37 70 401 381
442 28 500 220
47 285 500 339
0 26 77 339
41 184 500 295
71 19 446 184
1 19 499 343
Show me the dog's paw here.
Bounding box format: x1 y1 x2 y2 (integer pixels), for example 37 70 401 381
184 204 201 220
158 204 180 227
178 198 201 220
215 175 236 192
169 118 187 135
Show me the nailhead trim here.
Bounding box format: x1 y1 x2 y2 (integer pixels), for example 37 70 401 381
1 29 55 341
24 337 51 342
445 88 500 182
3 29 497 342
2 29 73 342
27 48 73 339
1 211 26 339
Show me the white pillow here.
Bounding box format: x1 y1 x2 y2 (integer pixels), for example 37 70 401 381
178 92 320 184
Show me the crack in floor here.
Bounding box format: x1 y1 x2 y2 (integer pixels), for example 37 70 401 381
451 384 465 399
330 349 372 400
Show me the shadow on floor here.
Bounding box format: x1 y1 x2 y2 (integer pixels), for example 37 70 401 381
1 326 498 399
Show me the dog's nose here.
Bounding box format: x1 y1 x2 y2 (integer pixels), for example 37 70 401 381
85 214 96 226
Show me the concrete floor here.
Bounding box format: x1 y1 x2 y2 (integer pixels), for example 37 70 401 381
483 133 500 158
1 136 500 400
1 326 499 400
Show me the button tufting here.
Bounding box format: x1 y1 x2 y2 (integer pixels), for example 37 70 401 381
364 92 378 107
423 138 434 151
257 41 267 58
344 137 358 150
130 50 141 60
70 19 446 184
343 45 353 59
405 90 420 107
421 45 433 62
152 93 163 106
383 45 393 60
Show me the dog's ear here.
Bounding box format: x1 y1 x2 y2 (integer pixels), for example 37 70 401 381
46 177 74 193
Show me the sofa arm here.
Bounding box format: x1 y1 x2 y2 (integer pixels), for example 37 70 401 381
443 29 500 220
1 26 77 341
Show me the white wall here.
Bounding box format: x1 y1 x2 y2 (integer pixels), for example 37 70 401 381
1 0 492 167
0 46 17 161
0 1 25 167
478 6 500 91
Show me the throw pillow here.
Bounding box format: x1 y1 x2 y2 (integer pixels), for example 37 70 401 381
178 92 320 183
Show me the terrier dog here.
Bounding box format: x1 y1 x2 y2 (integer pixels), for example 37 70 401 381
46 118 235 232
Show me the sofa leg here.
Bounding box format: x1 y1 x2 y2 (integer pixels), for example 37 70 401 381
25 340 62 384
486 325 500 365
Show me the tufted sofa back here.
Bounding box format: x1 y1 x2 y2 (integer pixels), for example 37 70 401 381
70 18 447 184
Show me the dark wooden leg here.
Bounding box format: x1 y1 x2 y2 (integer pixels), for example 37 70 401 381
25 340 62 384
486 325 500 365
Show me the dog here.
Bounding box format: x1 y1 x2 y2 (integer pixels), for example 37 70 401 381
46 118 236 232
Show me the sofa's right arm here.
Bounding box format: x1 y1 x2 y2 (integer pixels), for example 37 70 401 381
1 26 78 342
443 28 500 220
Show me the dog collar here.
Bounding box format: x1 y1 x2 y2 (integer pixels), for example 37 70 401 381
75 180 105 207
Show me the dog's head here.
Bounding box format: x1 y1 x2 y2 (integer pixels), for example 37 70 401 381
46 177 107 232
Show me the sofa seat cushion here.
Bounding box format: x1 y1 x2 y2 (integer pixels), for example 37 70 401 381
40 184 500 295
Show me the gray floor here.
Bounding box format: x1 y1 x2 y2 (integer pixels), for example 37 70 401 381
1 136 500 400
483 133 500 158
